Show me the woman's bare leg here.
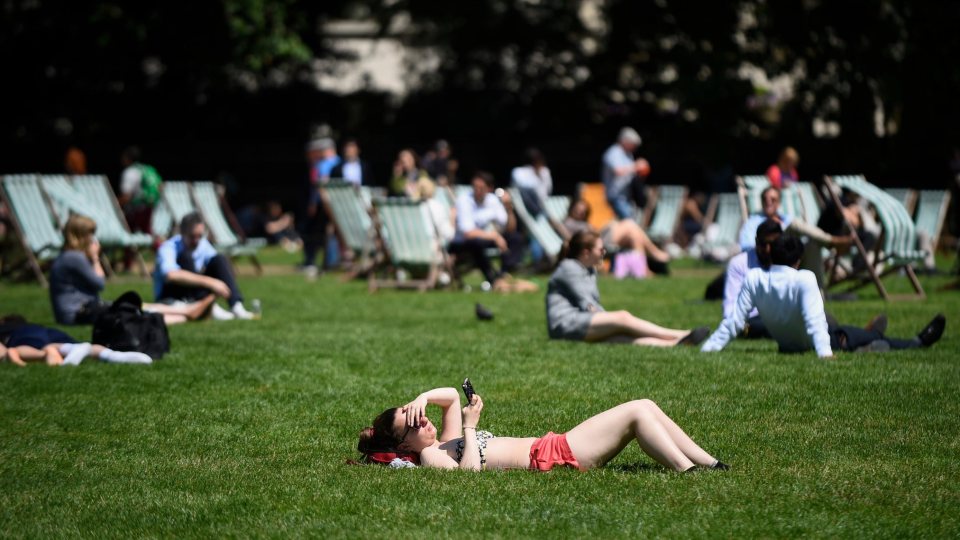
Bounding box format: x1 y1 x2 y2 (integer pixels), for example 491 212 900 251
144 294 215 322
565 400 698 471
645 401 717 466
611 220 670 263
585 311 688 343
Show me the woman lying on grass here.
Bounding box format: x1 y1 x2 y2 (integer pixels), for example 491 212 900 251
357 387 728 472
546 230 710 347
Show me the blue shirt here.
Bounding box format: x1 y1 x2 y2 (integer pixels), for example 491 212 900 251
738 213 793 251
153 235 219 299
601 144 635 200
317 155 342 181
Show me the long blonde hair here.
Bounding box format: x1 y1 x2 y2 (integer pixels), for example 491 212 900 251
63 215 97 252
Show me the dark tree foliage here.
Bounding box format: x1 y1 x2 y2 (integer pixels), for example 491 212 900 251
2 0 958 201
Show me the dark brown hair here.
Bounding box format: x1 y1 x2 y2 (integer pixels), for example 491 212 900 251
562 230 601 260
356 408 419 465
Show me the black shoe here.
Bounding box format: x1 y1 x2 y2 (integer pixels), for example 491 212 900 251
475 303 494 321
917 314 946 347
711 461 730 471
677 326 710 346
648 258 670 276
865 313 888 335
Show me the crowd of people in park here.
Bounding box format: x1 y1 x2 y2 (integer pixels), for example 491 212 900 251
0 130 952 477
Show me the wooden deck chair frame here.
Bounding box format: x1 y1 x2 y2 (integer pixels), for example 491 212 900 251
823 175 925 301
319 181 376 276
191 181 264 275
369 197 453 292
0 175 62 286
642 185 687 246
66 175 152 277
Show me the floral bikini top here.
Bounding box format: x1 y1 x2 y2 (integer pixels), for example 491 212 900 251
455 430 495 467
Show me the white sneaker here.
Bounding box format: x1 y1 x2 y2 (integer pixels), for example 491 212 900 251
231 302 255 320
211 303 235 321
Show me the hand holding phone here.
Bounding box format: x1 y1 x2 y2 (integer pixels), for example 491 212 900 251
461 378 476 405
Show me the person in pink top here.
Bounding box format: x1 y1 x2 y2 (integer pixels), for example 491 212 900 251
356 386 729 473
766 147 800 189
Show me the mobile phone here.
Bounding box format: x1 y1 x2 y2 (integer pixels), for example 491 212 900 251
461 378 475 404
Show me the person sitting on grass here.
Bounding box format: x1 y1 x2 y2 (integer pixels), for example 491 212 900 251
357 386 728 472
563 198 671 278
49 215 215 326
701 235 946 358
154 212 255 321
0 315 151 366
546 230 710 347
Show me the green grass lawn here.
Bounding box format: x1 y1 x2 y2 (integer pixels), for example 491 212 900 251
2 253 959 538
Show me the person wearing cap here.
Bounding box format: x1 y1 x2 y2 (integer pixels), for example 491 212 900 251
601 127 645 220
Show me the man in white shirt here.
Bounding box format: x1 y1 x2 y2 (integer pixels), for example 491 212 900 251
449 171 520 286
703 235 945 357
722 218 783 339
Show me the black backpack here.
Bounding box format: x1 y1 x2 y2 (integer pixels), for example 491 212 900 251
92 291 170 359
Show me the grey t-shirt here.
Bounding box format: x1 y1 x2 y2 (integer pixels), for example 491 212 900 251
49 250 105 324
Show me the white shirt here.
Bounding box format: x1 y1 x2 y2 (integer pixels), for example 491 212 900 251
120 164 142 197
723 249 761 320
702 265 833 357
341 161 362 185
511 165 553 203
455 192 507 238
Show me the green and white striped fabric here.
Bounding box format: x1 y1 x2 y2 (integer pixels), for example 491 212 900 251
795 182 822 224
508 188 563 262
914 190 950 251
646 185 687 243
162 181 198 226
832 175 925 264
544 195 570 223
324 181 373 254
192 181 265 255
1 174 62 259
151 200 173 238
703 193 743 254
374 198 442 267
66 175 153 248
884 188 915 212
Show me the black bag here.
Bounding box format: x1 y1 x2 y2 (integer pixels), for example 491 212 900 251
92 291 170 359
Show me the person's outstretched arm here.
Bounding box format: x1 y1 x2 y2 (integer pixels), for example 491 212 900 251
402 387 461 442
798 272 833 358
702 273 756 352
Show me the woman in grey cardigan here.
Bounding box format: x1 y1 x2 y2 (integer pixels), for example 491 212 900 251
49 215 213 325
546 230 709 346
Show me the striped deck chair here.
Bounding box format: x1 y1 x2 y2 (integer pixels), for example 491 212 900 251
192 181 265 275
370 197 451 291
545 195 570 224
321 181 375 272
884 188 918 215
700 193 743 262
43 175 152 276
0 174 62 286
508 188 563 265
914 190 951 253
150 199 173 239
161 181 198 226
644 185 687 245
796 182 823 224
738 176 822 224
824 175 926 300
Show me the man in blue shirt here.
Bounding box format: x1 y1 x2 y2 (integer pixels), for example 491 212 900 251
601 127 644 219
154 213 254 320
